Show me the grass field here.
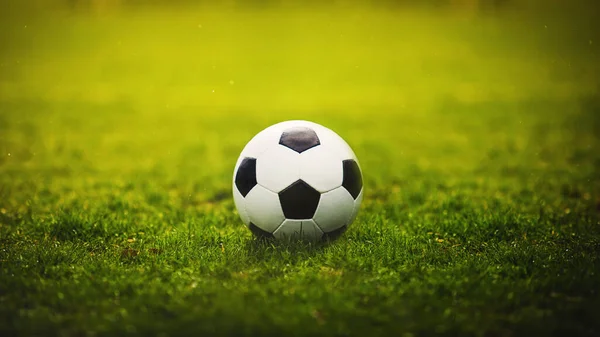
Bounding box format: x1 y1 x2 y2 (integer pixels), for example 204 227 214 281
1 2 600 336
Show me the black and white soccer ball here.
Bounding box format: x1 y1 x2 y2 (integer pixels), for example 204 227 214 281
232 120 363 241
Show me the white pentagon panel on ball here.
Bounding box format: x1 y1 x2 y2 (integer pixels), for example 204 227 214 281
299 220 324 241
244 185 285 233
272 120 318 132
273 219 323 241
232 184 250 225
349 189 364 225
256 145 301 193
299 147 343 193
313 186 355 233
233 127 281 173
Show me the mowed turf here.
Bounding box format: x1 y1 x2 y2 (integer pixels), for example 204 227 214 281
1 3 599 336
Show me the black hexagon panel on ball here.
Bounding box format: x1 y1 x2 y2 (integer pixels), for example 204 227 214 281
235 157 257 197
342 159 362 199
279 127 321 153
278 180 321 219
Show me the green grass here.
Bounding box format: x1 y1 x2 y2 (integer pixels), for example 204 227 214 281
1 3 600 336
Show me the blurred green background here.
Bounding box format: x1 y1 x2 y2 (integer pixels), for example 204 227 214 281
1 0 599 336
1 0 598 186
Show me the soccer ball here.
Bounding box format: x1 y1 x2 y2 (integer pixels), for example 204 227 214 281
232 120 363 241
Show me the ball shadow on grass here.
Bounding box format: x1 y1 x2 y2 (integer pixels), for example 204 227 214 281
242 225 350 262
